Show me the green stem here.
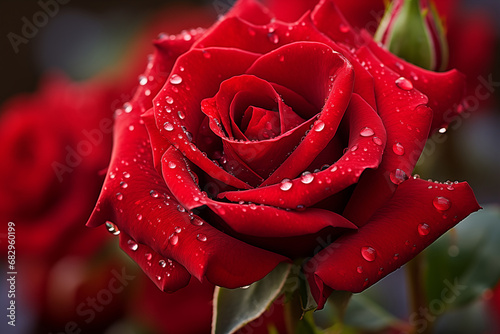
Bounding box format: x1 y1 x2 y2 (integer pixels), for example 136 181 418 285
406 253 432 334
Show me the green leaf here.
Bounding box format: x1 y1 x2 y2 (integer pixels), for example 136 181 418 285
212 263 292 334
424 205 500 309
342 294 405 331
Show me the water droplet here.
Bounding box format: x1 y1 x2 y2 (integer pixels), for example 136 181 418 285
164 122 174 131
150 190 159 198
356 266 363 273
300 172 314 184
169 235 179 246
372 137 383 146
393 253 399 260
170 74 182 85
203 50 211 59
278 54 285 62
390 169 407 185
120 181 128 189
137 214 143 221
395 77 413 90
433 196 451 211
166 96 174 104
360 127 374 137
177 205 186 213
145 253 152 261
361 246 376 262
123 103 133 113
392 142 405 156
438 126 447 134
159 260 166 267
350 144 358 152
197 233 207 242
418 223 430 236
280 179 293 191
128 125 135 131
395 62 404 71
105 222 120 235
178 110 186 119
314 120 325 132
168 161 176 169
116 193 123 201
267 31 279 44
127 239 138 251
339 23 350 33
123 172 130 178
138 75 148 86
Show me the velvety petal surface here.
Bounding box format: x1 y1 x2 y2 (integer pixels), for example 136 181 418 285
343 46 432 227
246 41 354 185
308 178 481 308
153 47 263 189
88 36 288 290
221 94 386 208
161 146 357 239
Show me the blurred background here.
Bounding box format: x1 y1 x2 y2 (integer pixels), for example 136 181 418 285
0 0 499 333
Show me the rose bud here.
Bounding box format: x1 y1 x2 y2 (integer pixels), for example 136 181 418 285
374 0 449 71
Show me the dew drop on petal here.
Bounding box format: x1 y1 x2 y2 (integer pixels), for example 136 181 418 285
127 239 138 251
105 222 120 235
433 196 451 211
280 179 293 191
203 50 211 58
145 253 152 261
356 266 363 273
169 235 179 246
392 142 405 156
418 223 430 236
360 127 374 137
300 172 314 184
116 193 123 201
164 122 174 131
393 253 399 260
150 190 159 198
438 126 448 134
170 74 182 85
159 260 166 267
123 172 130 178
197 233 207 242
166 96 174 104
314 120 325 132
123 103 133 113
395 77 413 90
138 75 148 86
137 214 143 221
390 169 407 185
339 23 350 33
372 137 383 146
267 31 279 44
120 181 128 189
178 110 186 120
361 246 376 262
168 161 176 169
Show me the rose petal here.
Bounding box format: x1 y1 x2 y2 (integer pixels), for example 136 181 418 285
364 35 467 133
343 46 432 227
119 232 191 292
311 0 360 47
223 0 273 25
154 47 264 189
161 147 356 239
88 37 288 290
307 178 481 308
245 41 354 185
221 94 385 208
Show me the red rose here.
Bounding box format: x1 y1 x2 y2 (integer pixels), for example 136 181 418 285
88 0 480 309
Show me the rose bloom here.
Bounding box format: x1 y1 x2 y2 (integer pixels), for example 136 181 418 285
88 0 480 309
